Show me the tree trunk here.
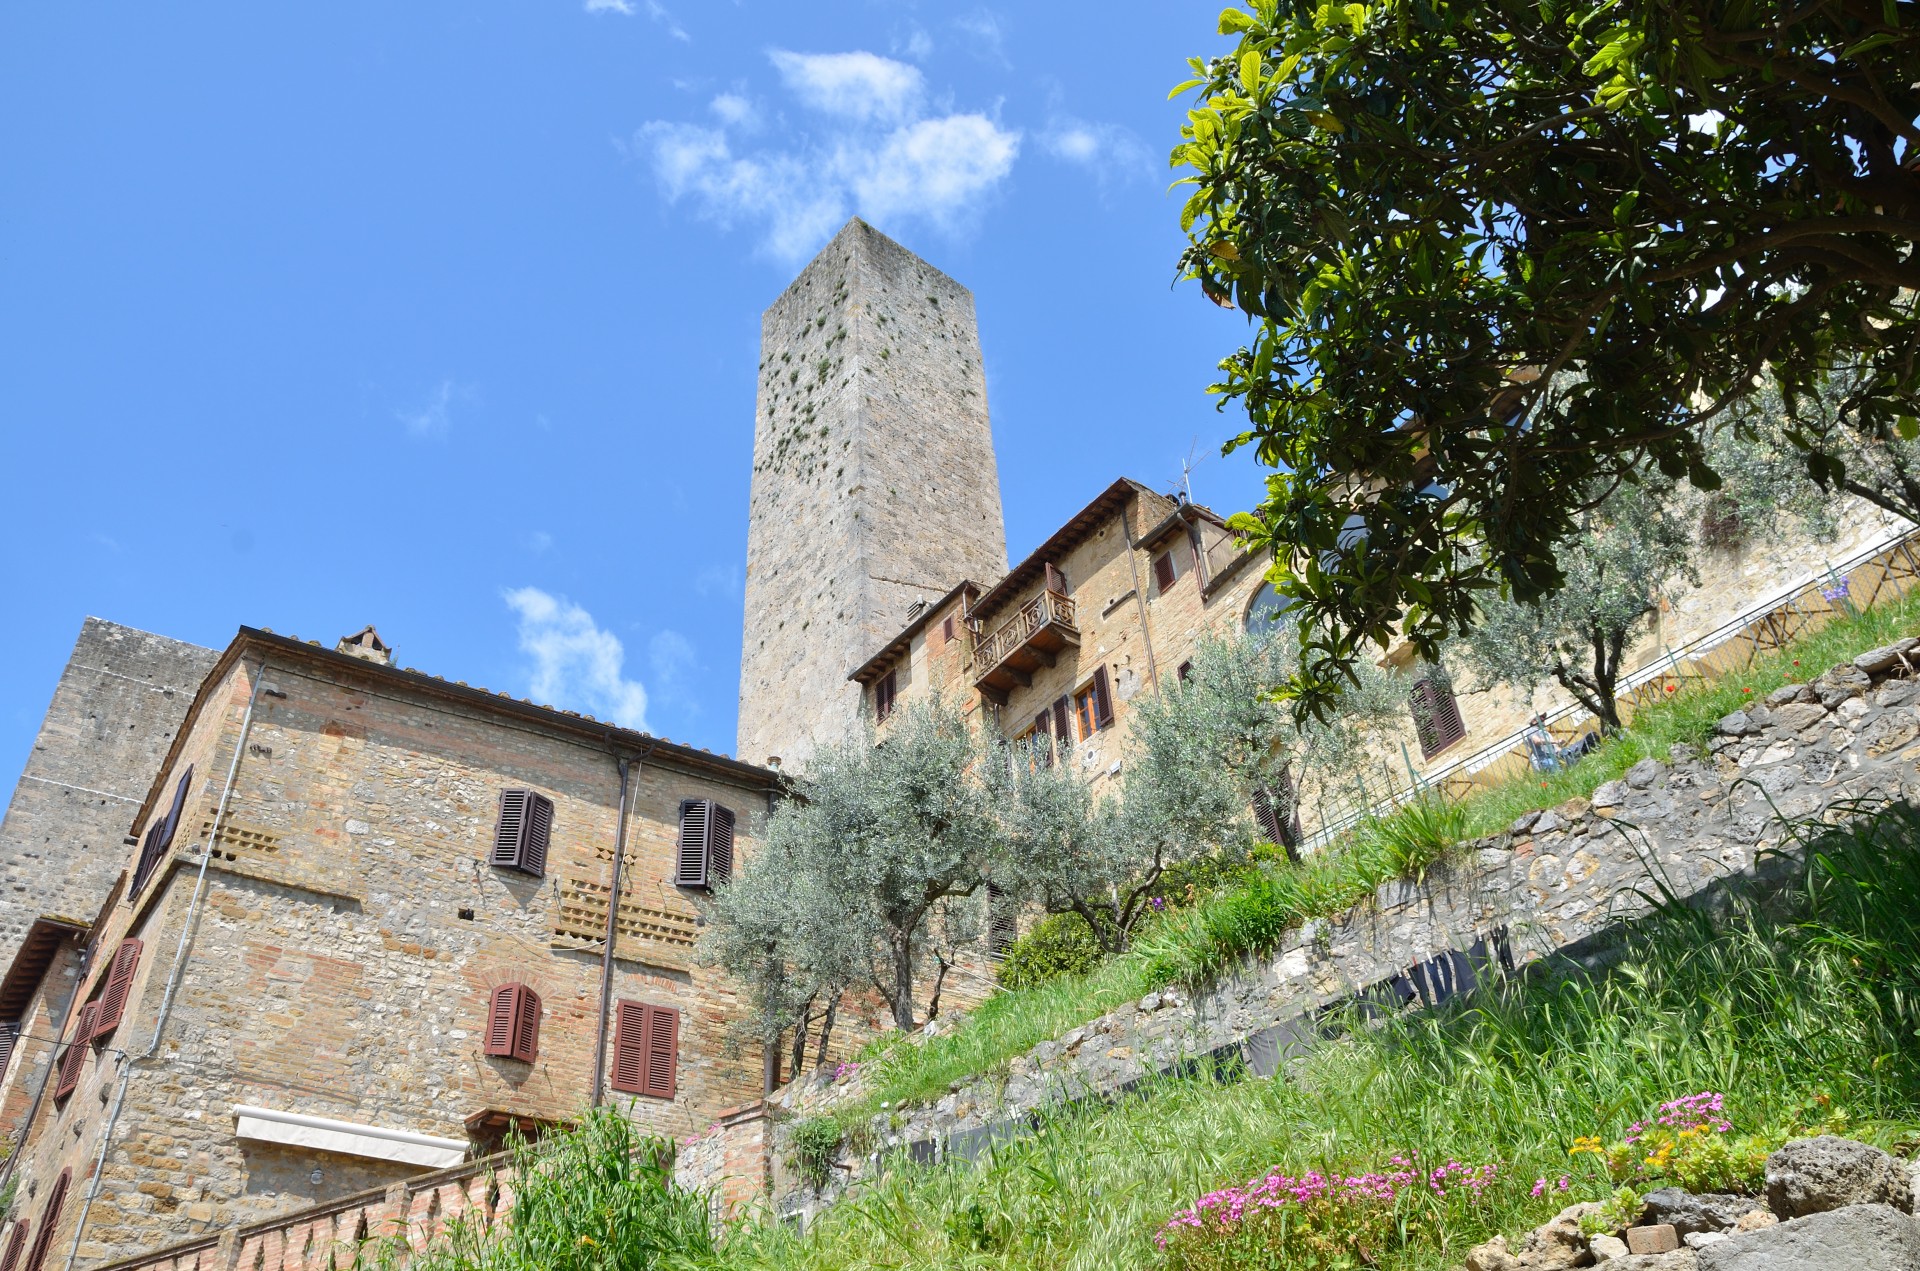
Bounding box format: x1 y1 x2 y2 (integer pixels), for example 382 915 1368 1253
789 993 815 1080
813 994 840 1069
925 953 950 1022
888 937 917 1030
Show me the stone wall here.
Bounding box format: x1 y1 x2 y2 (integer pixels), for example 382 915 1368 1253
738 218 1009 774
0 619 216 961
733 640 1920 1222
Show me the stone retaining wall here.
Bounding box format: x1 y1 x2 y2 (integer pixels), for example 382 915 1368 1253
721 640 1920 1223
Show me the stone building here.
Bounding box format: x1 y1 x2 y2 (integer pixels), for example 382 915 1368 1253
736 218 1008 774
0 627 782 1266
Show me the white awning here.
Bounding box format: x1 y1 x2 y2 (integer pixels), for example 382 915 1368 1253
231 1104 467 1169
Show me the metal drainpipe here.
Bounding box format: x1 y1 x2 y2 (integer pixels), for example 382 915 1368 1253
1125 507 1162 691
591 740 650 1107
62 659 269 1271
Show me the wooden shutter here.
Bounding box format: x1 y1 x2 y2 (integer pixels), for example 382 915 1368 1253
53 1004 99 1101
1044 563 1066 594
0 1220 29 1271
1252 770 1301 857
674 801 710 888
707 806 735 886
875 671 896 722
643 1004 679 1099
1032 712 1050 764
984 883 1016 957
491 790 551 876
0 1023 17 1080
941 616 955 644
1409 674 1466 759
514 987 541 1063
93 939 143 1037
1153 551 1176 592
483 985 519 1057
1052 696 1072 746
133 766 194 896
611 1000 646 1094
22 1171 68 1271
1092 667 1114 730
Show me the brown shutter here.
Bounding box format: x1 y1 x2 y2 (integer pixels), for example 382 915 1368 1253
1032 711 1050 764
984 883 1016 957
22 1170 69 1271
1044 563 1066 594
522 794 553 878
1092 666 1114 729
1153 551 1176 592
133 767 193 896
1409 674 1466 759
492 790 529 869
941 616 955 644
93 939 143 1037
1176 660 1193 683
611 999 647 1094
643 1004 679 1099
53 1004 100 1101
0 1023 17 1080
514 986 541 1063
707 805 735 885
483 985 519 1057
0 1220 29 1271
1051 696 1072 745
674 801 710 888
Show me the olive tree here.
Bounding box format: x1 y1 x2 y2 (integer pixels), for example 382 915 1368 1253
699 698 995 1035
1173 0 1920 718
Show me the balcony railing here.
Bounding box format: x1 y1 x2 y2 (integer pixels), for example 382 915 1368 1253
971 589 1078 702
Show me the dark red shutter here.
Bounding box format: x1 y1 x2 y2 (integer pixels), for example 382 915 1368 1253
522 794 553 877
0 1220 29 1271
0 1023 17 1080
1153 552 1176 591
483 985 518 1057
643 1004 679 1099
94 940 143 1037
1409 675 1466 759
1044 563 1066 594
1032 711 1050 764
514 987 541 1063
53 1004 100 1101
707 805 735 885
611 1000 647 1094
875 671 896 722
22 1171 68 1271
133 767 194 896
674 801 710 888
1052 696 1072 745
1092 667 1114 730
941 616 955 644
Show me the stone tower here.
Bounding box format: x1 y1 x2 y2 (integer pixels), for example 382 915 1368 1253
738 220 1007 771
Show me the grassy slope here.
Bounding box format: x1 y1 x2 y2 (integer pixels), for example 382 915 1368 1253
723 807 1920 1271
846 586 1920 1123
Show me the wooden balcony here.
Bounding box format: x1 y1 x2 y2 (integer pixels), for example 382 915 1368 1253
972 589 1078 704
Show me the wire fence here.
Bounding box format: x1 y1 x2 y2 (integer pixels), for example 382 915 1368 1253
1293 524 1920 851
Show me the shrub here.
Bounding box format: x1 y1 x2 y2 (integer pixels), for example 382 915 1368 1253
996 912 1105 990
784 1116 844 1191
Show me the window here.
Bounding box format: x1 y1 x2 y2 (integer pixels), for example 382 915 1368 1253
52 1005 99 1103
1176 660 1193 684
874 669 897 723
1044 563 1067 594
0 1216 28 1271
0 1023 16 1081
1073 667 1114 739
611 1000 678 1099
20 1170 67 1271
483 983 541 1063
1409 670 1467 759
491 789 554 877
1152 545 1186 593
674 800 736 889
941 616 956 645
1245 583 1293 639
984 883 1016 959
92 939 143 1039
132 766 194 897
1251 769 1302 859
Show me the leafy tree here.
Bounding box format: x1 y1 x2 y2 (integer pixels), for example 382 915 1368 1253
1449 479 1696 732
700 699 994 1033
1733 376 1920 531
1173 0 1920 717
990 630 1404 953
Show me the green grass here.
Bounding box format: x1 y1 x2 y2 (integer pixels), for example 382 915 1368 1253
718 806 1920 1270
843 586 1920 1124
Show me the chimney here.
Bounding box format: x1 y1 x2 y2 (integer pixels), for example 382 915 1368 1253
335 626 393 666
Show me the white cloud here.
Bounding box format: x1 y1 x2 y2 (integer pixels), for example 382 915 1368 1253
639 50 1019 262
525 530 554 553
586 0 688 42
952 10 1008 65
896 27 933 60
769 50 924 123
395 380 468 439
504 587 649 730
694 563 741 599
648 630 697 686
1041 117 1152 183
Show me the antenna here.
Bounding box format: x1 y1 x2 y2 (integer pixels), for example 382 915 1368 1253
1177 438 1202 503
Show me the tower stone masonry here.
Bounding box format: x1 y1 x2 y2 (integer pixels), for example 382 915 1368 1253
738 219 1008 772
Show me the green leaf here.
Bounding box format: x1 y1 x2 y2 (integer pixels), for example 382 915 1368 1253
1239 50 1263 93
1897 417 1919 442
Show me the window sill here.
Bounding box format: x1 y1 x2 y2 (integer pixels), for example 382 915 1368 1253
232 1104 467 1168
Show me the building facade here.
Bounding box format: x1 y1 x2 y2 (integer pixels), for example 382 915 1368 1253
0 628 782 1266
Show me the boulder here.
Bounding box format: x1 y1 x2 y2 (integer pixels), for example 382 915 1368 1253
1626 758 1665 789
1590 1233 1630 1261
1626 1225 1680 1254
1765 1136 1914 1218
1766 701 1828 735
1716 710 1755 736
1640 1189 1766 1236
1696 1203 1920 1270
1765 683 1812 707
1852 638 1919 675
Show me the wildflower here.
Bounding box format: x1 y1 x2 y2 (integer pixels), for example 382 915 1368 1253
1665 684 1677 693
1532 1178 1548 1198
1742 687 1752 694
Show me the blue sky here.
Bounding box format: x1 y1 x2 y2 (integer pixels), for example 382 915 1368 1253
0 3 1256 772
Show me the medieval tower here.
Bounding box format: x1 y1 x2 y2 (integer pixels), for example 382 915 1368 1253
738 219 1008 771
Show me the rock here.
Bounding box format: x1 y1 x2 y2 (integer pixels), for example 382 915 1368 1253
1765 1136 1915 1218
1874 679 1919 709
1816 666 1872 706
1733 1210 1777 1233
1767 701 1828 735
1464 1234 1521 1271
1852 638 1919 675
1627 1224 1681 1254
1910 1160 1920 1216
1532 811 1564 835
1696 1203 1920 1269
1137 992 1161 1013
1717 710 1755 736
1641 1189 1766 1236
1765 683 1810 707
1513 1202 1604 1269
1509 811 1541 835
1590 1233 1631 1261
1609 1254 1697 1269
1557 797 1591 819
1682 1232 1728 1249
1592 780 1628 810
1626 758 1666 789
